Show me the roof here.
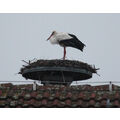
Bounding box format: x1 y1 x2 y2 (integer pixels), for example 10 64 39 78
0 83 120 108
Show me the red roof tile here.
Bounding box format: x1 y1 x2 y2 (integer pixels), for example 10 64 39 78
113 100 119 107
41 99 48 106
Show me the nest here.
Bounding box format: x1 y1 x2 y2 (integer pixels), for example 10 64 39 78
19 59 99 75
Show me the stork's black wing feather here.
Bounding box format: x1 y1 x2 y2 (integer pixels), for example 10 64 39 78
68 34 79 40
59 34 86 51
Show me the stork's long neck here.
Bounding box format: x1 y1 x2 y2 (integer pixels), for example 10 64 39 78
49 32 59 44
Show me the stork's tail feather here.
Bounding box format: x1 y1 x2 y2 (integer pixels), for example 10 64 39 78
76 41 86 52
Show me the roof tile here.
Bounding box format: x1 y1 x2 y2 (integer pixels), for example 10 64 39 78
10 101 18 107
43 91 50 98
55 91 60 98
12 94 19 100
65 99 72 107
20 91 26 97
60 93 66 100
18 98 24 105
78 92 85 99
90 93 96 99
52 99 60 107
102 93 108 100
66 92 72 99
77 100 85 107
115 92 120 99
88 100 96 107
41 99 48 106
24 94 31 100
0 92 7 99
23 101 30 107
71 93 78 101
29 99 36 106
31 91 37 98
100 100 107 107
36 94 43 100
113 100 119 107
0 90 2 96
0 100 6 107
1 83 12 88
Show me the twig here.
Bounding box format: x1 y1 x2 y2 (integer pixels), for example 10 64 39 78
22 60 30 65
22 58 37 65
96 73 100 76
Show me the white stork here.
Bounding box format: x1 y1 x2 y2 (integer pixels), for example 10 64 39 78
47 31 86 60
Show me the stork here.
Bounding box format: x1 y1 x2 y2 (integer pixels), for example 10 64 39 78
47 31 86 60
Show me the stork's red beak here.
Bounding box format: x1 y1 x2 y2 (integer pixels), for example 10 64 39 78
47 32 53 41
47 36 51 40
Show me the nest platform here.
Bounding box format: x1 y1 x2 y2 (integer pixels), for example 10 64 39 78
20 59 98 85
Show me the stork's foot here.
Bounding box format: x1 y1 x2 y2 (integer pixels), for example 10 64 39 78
62 56 67 60
59 57 66 60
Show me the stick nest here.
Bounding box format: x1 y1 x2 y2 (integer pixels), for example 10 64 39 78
19 59 99 75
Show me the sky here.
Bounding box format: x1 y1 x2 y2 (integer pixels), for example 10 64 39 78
0 13 120 85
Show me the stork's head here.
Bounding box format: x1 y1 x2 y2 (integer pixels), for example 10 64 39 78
47 31 57 40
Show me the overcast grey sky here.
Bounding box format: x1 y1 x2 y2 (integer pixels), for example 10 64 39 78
0 13 120 85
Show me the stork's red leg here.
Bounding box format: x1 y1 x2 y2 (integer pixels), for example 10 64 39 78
63 47 66 60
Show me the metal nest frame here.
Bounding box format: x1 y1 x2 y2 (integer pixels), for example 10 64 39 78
19 59 99 85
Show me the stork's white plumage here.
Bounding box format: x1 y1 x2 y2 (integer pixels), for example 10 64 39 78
47 31 86 60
